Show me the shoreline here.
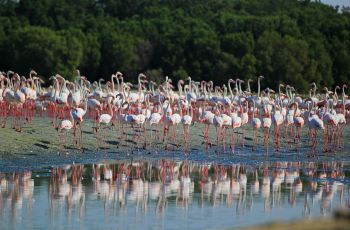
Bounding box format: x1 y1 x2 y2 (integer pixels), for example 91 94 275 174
0 117 349 172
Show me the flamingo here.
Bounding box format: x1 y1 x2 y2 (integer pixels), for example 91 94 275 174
262 102 272 147
219 110 232 152
2 72 16 128
240 101 249 147
95 100 114 149
213 105 225 152
272 104 284 150
322 100 338 152
71 100 87 148
199 107 215 149
230 110 242 153
250 100 261 151
163 100 181 149
181 103 193 151
148 110 163 149
335 93 347 148
56 111 74 148
290 102 304 147
307 104 325 154
13 73 26 131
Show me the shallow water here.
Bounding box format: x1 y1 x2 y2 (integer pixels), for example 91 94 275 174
0 159 349 230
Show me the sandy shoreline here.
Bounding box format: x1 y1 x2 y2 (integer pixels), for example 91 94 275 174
240 212 350 230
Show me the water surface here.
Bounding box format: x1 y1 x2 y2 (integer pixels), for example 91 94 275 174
0 159 349 229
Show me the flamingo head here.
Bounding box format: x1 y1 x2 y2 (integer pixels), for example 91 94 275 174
30 70 37 77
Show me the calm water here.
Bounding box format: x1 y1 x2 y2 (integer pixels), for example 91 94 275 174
0 159 349 230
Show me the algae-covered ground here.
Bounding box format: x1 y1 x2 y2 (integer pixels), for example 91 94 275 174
0 116 349 171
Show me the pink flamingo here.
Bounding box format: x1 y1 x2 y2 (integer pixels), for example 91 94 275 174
213 105 224 153
262 103 272 147
13 73 26 132
71 100 87 148
251 100 261 151
56 111 74 149
273 105 284 151
307 104 325 155
240 101 249 147
181 103 193 151
290 102 304 147
199 104 215 149
230 110 242 153
95 100 114 149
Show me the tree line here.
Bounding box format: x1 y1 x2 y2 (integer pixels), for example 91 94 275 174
0 0 349 93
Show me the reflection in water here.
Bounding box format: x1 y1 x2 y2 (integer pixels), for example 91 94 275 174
0 160 349 229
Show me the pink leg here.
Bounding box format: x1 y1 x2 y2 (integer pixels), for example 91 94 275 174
149 124 153 148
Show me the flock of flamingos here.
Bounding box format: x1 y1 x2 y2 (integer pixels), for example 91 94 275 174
0 70 349 154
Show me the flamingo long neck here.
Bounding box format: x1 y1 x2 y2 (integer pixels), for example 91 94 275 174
178 81 183 96
184 86 189 102
278 85 281 97
203 83 208 99
138 76 142 92
330 101 335 114
119 76 124 89
30 79 35 90
111 75 115 92
10 77 14 90
235 80 238 96
228 80 233 99
53 79 59 97
115 75 120 92
122 84 127 99
247 81 251 92
286 87 290 99
334 87 338 99
195 84 200 96
313 84 317 98
238 81 242 95
98 80 103 91
223 85 227 97
342 94 345 116
59 80 67 97
342 85 346 98
258 78 261 98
